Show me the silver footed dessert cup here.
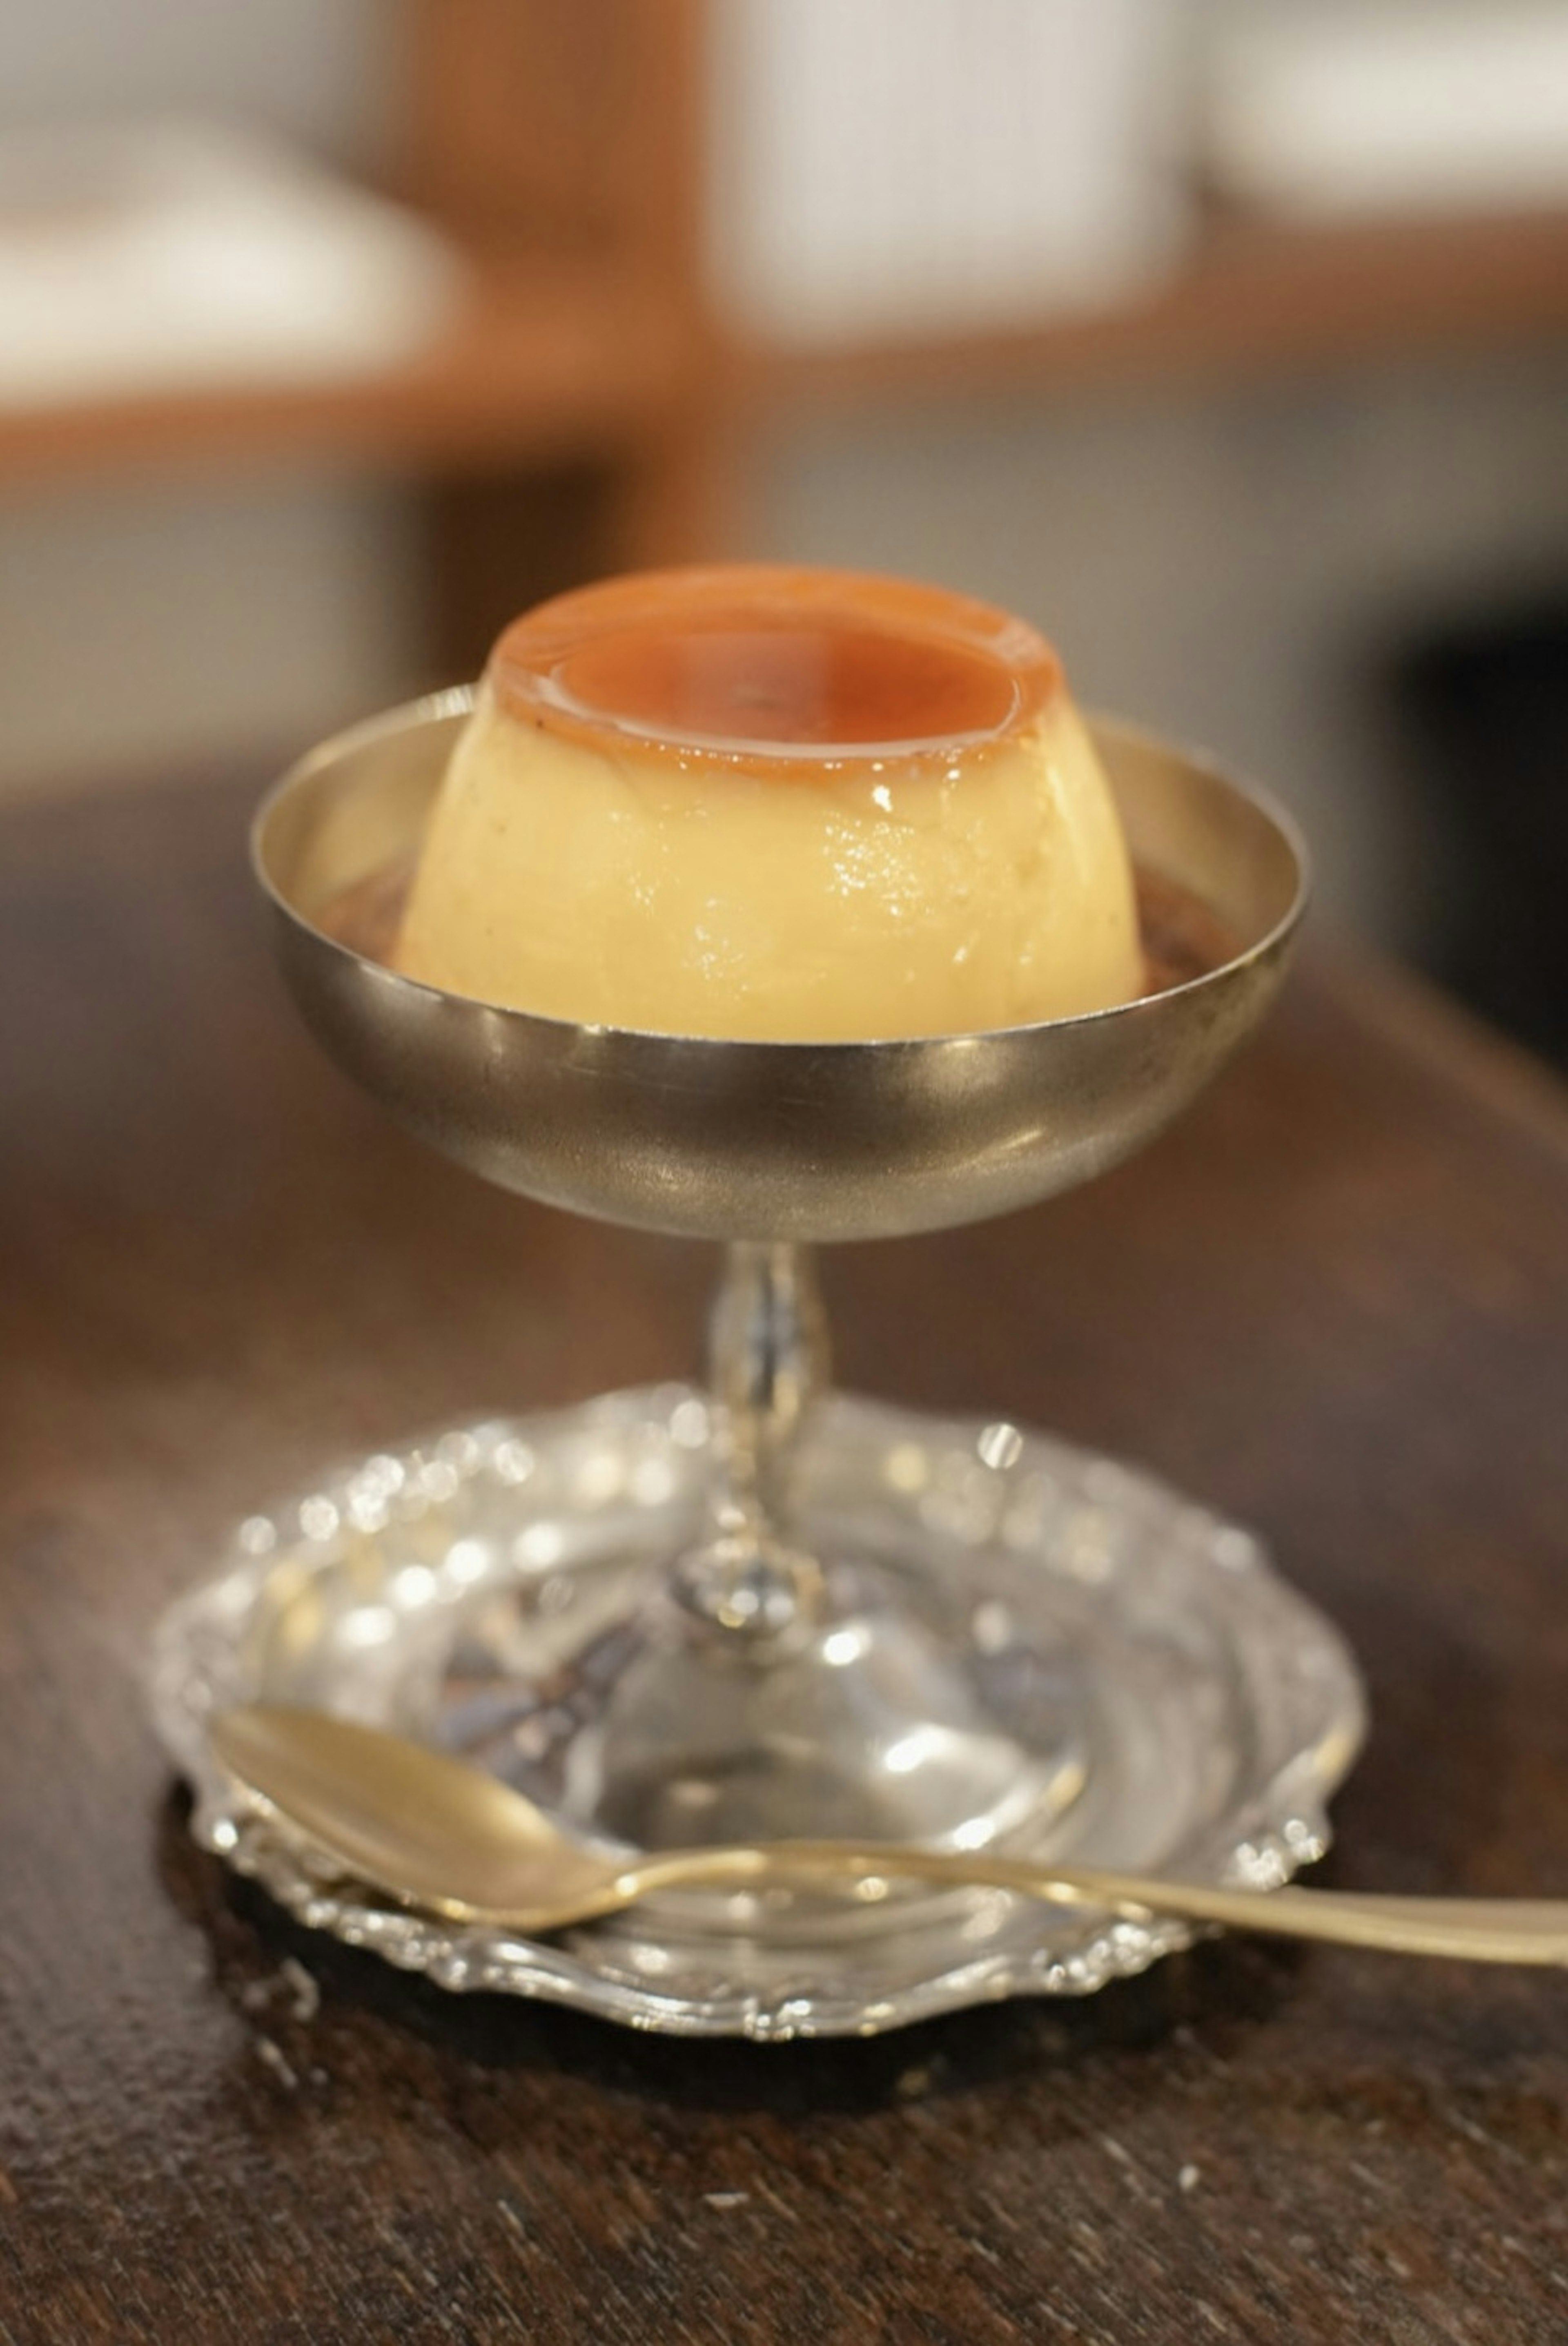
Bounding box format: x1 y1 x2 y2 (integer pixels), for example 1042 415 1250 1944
249 686 1317 1875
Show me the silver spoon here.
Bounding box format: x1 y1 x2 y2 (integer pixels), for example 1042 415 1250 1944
211 1705 1568 1965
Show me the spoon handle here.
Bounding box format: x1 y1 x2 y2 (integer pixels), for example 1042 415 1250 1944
617 1843 1568 1965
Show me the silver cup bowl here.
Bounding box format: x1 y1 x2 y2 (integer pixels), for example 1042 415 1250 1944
253 689 1306 1247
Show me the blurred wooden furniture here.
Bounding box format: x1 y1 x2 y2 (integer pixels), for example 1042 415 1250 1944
5 763 1568 2342
2 0 1567 671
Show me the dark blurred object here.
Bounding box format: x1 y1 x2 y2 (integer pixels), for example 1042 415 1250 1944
1393 593 1568 1065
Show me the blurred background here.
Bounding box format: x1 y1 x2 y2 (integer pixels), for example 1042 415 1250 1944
1 0 1565 1054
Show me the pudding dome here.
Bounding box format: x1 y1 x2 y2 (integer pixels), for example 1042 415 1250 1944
395 564 1142 1040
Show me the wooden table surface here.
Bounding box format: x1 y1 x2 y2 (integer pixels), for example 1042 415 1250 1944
2 772 1568 2346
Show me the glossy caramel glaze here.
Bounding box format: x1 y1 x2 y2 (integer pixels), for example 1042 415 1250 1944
490 564 1060 772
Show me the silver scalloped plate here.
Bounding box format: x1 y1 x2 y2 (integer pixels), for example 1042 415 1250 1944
152 1385 1365 2040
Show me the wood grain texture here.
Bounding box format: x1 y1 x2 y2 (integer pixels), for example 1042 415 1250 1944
1 775 1567 2345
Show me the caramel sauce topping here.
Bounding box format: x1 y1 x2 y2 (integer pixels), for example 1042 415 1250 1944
489 564 1061 772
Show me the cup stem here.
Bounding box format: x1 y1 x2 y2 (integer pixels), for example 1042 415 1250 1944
674 1242 831 1640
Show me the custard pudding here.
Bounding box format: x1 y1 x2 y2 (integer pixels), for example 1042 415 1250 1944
395 566 1143 1040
